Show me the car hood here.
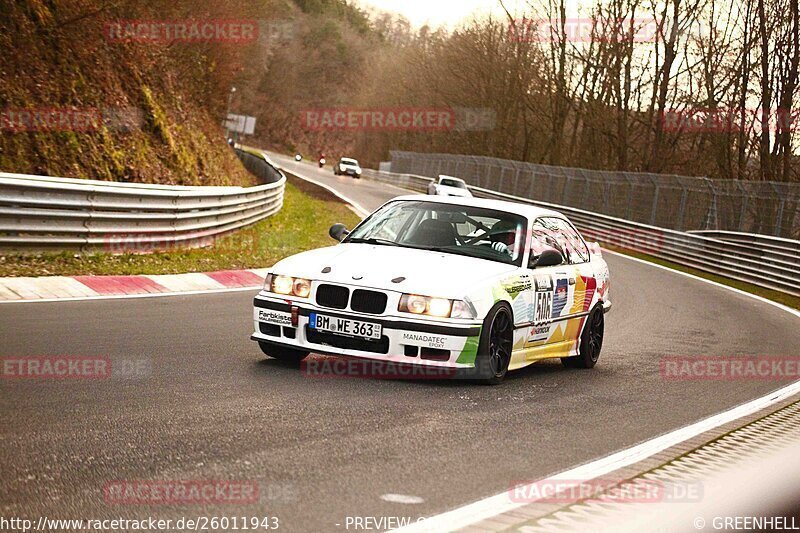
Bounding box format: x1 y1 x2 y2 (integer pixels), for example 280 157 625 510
271 243 517 299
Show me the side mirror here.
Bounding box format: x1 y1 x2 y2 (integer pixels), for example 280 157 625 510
530 247 563 268
329 223 350 242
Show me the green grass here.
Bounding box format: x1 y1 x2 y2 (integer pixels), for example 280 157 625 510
0 181 361 277
603 244 800 310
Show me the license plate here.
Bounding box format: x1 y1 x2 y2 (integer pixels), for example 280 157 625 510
309 313 382 340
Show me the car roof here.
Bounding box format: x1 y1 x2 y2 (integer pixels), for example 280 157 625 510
340 157 358 162
388 194 567 221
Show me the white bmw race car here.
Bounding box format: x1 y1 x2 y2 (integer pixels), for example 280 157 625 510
427 175 472 197
251 195 611 384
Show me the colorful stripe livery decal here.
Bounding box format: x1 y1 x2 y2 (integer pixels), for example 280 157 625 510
553 278 569 317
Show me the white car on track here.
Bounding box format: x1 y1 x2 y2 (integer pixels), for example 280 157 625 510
333 157 362 178
428 175 472 197
251 195 611 384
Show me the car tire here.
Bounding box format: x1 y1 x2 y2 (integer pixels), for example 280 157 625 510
474 303 514 385
259 342 309 364
561 305 604 369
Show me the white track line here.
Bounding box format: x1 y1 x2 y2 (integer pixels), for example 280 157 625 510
392 249 800 533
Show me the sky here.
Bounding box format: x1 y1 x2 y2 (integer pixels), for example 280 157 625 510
353 0 597 30
353 0 531 29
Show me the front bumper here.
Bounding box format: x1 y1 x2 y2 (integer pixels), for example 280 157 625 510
251 295 481 368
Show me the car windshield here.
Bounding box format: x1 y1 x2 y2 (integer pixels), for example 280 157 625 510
440 178 466 189
344 200 527 266
341 158 358 166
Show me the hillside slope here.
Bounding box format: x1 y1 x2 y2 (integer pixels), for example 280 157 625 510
0 0 285 186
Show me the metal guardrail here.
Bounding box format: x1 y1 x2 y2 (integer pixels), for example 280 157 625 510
0 169 285 252
235 145 285 184
688 230 800 256
360 169 800 297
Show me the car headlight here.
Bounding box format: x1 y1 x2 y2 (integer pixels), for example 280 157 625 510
292 278 311 298
402 294 430 314
265 274 312 298
398 294 475 319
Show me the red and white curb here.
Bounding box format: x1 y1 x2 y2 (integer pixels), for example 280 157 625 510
0 268 269 303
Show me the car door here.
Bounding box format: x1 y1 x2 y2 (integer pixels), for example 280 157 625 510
548 217 595 315
523 218 575 348
540 217 597 353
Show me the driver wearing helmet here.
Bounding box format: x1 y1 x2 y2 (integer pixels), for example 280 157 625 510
489 220 518 257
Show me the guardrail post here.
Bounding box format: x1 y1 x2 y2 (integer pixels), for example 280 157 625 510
677 187 688 231
499 167 510 192
703 178 719 230
776 198 786 237
769 182 786 237
581 173 591 208
625 175 634 221
527 169 536 198
649 176 660 226
736 181 748 232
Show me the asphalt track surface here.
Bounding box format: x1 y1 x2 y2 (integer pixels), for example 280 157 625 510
2 156 800 531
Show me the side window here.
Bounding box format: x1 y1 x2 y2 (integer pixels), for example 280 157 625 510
536 217 589 264
555 219 590 263
530 219 567 265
